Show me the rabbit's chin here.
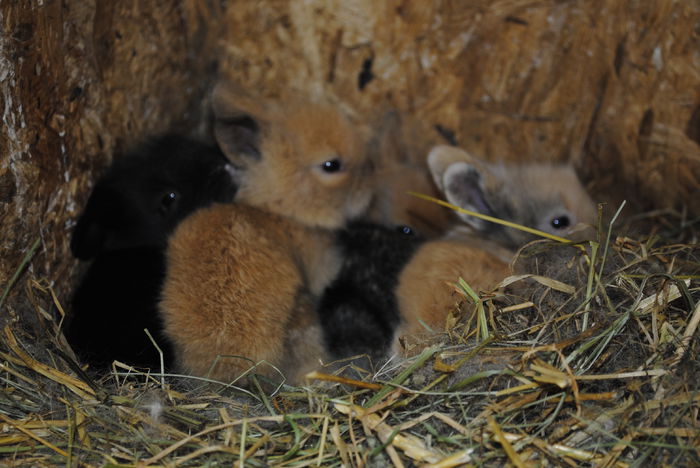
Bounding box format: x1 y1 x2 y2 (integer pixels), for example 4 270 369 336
280 190 374 230
344 191 374 223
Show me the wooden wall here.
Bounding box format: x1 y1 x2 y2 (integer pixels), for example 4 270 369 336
0 0 222 319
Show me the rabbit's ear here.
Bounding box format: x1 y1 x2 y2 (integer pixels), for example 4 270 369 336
441 161 495 232
212 83 268 165
428 146 499 232
427 146 480 191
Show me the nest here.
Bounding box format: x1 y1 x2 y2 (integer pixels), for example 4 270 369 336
2 1 700 465
1 209 698 466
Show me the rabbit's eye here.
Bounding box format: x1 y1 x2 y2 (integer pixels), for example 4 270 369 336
398 225 414 235
550 215 571 230
159 191 178 213
321 158 343 173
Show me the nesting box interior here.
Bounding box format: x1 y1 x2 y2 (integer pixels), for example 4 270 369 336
0 1 699 465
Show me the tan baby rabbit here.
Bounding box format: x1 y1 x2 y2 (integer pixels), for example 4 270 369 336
159 85 374 384
212 83 373 229
395 145 597 351
367 112 453 238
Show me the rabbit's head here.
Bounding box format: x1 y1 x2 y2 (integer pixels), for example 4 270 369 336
70 135 237 260
337 221 424 265
213 83 374 229
428 145 596 248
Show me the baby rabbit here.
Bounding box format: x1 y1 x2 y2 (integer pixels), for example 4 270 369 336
160 86 375 384
367 111 453 238
70 135 237 259
67 246 172 369
427 145 597 249
395 145 597 349
161 204 335 384
318 221 425 362
67 135 238 370
212 83 373 228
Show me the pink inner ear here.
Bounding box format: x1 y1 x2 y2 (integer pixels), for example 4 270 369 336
444 163 491 213
214 116 261 163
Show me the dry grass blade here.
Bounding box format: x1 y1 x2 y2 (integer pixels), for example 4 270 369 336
487 416 525 468
501 274 577 294
0 413 70 459
408 192 573 243
0 237 41 310
3 326 96 400
634 279 688 316
305 371 383 390
335 402 444 464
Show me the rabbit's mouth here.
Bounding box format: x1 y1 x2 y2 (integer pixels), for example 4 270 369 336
346 190 374 220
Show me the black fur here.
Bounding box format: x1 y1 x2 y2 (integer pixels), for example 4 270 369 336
67 246 172 369
67 135 238 370
318 221 425 361
71 135 238 259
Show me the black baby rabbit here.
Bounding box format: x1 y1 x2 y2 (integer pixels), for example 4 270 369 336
67 135 238 370
68 246 170 368
70 134 238 260
318 221 425 362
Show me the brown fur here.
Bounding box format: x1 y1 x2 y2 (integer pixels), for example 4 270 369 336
161 87 376 384
213 84 374 229
160 203 337 383
394 145 597 354
367 112 452 237
370 164 453 237
394 238 510 351
279 290 328 383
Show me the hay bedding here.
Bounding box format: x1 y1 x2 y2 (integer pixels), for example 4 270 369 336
0 209 698 466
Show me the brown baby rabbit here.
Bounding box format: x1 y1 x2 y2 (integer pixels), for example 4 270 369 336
395 145 597 351
367 112 453 238
160 86 375 384
426 145 597 248
212 83 373 228
161 204 335 384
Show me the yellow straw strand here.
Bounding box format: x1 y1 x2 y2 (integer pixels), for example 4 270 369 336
408 192 571 243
